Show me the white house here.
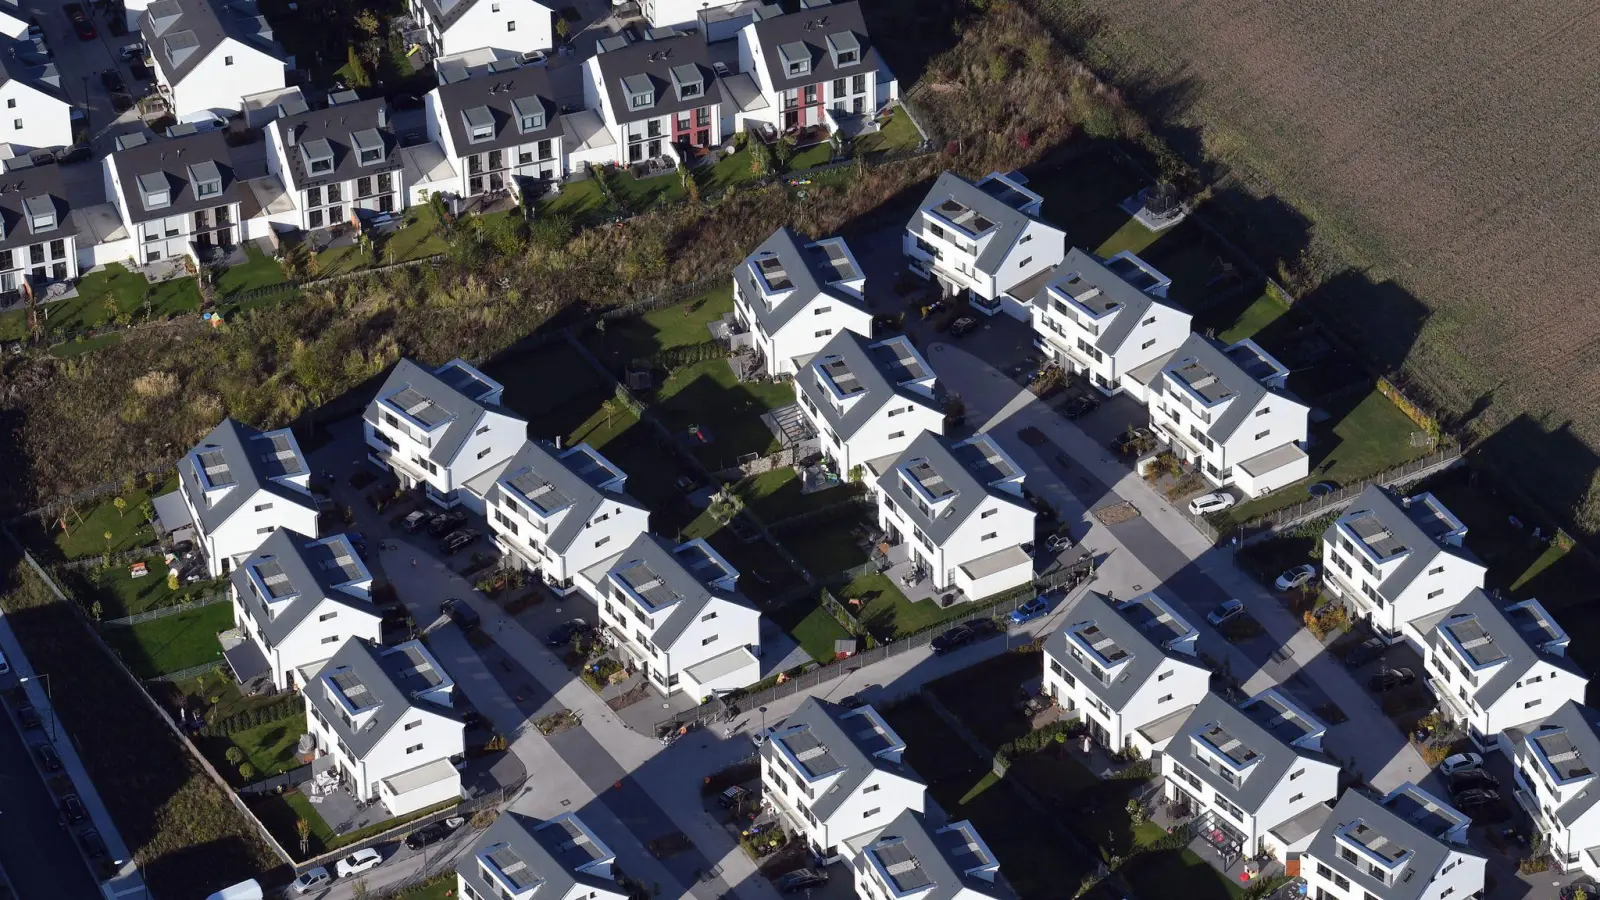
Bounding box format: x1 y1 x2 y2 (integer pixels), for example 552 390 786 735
794 330 943 479
1145 333 1311 498
363 358 528 511
226 529 382 692
264 94 407 232
106 130 251 266
1510 701 1600 877
581 31 724 167
1161 690 1340 861
171 417 320 578
904 170 1066 320
579 534 761 699
1424 589 1589 753
1029 248 1191 400
407 0 553 63
0 48 73 153
736 1 890 137
1042 590 1211 757
870 431 1036 599
1301 787 1484 900
456 811 629 900
760 697 926 865
140 0 288 119
1321 485 1487 649
484 440 651 595
303 638 465 817
425 58 563 201
850 810 1003 900
732 225 871 377
0 155 78 299
644 0 743 29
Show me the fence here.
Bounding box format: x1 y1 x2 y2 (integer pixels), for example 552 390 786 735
52 542 166 572
101 591 229 626
238 762 314 796
765 493 873 535
147 659 226 683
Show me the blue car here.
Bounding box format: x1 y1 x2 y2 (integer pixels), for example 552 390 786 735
1009 595 1050 625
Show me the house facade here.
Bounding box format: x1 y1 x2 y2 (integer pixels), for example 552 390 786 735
425 59 563 200
265 94 406 232
484 439 651 595
228 529 382 691
760 698 925 865
849 811 1003 900
903 170 1066 320
1146 333 1311 498
1301 788 1484 900
871 431 1035 599
1028 248 1191 399
173 417 320 578
794 330 943 478
736 1 882 134
303 638 465 816
1510 701 1600 877
106 130 249 265
0 156 77 298
1042 590 1211 756
456 811 629 900
731 226 871 377
643 0 743 29
1424 589 1588 753
579 534 762 699
1320 486 1486 648
408 0 554 62
363 358 528 511
0 54 74 152
582 32 724 167
140 0 287 118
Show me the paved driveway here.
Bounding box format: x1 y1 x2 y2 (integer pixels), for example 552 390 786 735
0 691 100 900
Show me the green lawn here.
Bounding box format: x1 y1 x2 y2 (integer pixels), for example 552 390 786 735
1124 848 1245 900
768 600 853 664
19 474 176 562
200 712 308 784
787 142 834 172
1093 217 1163 260
252 790 459 858
927 650 1041 749
855 107 921 156
845 572 973 638
1214 291 1292 345
536 178 619 225
318 206 450 275
213 243 290 299
393 878 459 900
0 263 202 341
611 168 687 211
1027 152 1150 258
50 333 123 357
68 560 225 620
698 148 759 194
783 520 875 578
585 284 734 368
101 602 231 679
652 359 795 467
742 467 859 524
566 400 640 451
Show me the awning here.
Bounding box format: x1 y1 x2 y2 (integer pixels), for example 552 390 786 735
382 757 460 796
151 490 195 538
223 638 270 686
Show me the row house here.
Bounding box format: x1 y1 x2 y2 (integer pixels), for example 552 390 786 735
579 534 762 699
407 0 554 63
0 156 77 298
904 171 1065 320
1043 590 1211 756
1511 701 1600 878
643 0 744 29
1320 485 1486 649
583 31 723 167
737 0 881 134
850 810 1003 900
303 638 465 816
760 697 925 865
456 811 629 900
363 357 528 511
227 529 382 692
0 46 74 152
1424 589 1588 753
140 0 287 119
171 417 319 578
1301 788 1484 900
485 439 651 595
426 59 563 200
1029 247 1191 399
265 93 406 232
1145 333 1311 498
794 330 944 479
107 130 248 266
870 431 1036 600
731 225 871 377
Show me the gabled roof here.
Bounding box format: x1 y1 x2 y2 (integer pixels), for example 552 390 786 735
796 331 939 440
1158 333 1297 441
433 64 560 157
0 38 71 107
1516 702 1600 826
737 226 867 336
306 638 460 759
418 0 549 35
140 0 283 86
457 811 617 900
875 431 1031 546
489 441 643 554
110 128 248 224
1168 692 1325 813
859 809 1002 900
608 534 749 651
1308 791 1468 900
748 0 878 94
230 529 375 645
0 157 71 252
914 171 1047 275
180 418 315 534
1045 591 1203 709
771 698 916 821
591 33 723 126
1428 589 1585 707
1322 485 1481 601
1030 248 1179 354
366 358 524 467
274 96 402 191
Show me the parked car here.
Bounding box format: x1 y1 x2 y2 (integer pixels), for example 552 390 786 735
438 528 479 555
1188 492 1236 515
1206 598 1244 626
1008 595 1050 625
838 693 869 710
441 598 480 631
27 17 42 41
34 742 61 772
77 829 106 859
335 847 383 877
1449 770 1498 795
546 618 589 647
932 622 978 654
427 510 469 536
1341 636 1387 668
1368 667 1416 692
749 720 785 747
101 68 126 94
119 41 146 59
1062 395 1100 420
1440 753 1484 776
717 785 749 809
1274 564 1317 591
949 316 979 337
292 867 332 894
712 61 731 77
403 818 460 850
1452 787 1500 807
60 794 86 824
403 510 429 532
66 11 95 40
15 704 41 729
777 869 829 893
108 14 127 35
130 58 152 80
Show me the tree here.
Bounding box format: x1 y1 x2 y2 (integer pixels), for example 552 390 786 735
554 15 570 43
167 569 179 591
295 817 312 855
103 530 113 554
238 762 255 781
600 398 616 429
225 747 244 765
345 46 371 89
113 496 126 518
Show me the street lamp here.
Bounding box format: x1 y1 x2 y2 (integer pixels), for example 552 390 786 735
20 674 56 741
759 706 768 736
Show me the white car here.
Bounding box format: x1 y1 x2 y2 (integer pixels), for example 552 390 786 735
334 848 383 878
750 719 786 747
1188 492 1236 516
292 867 331 894
1440 753 1484 776
1206 599 1245 626
1274 564 1317 591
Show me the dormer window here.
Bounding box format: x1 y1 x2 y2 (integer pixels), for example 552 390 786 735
827 32 861 67
351 128 384 167
511 97 544 133
462 106 494 143
23 195 53 233
779 41 811 77
300 138 335 176
188 160 223 200
670 63 703 101
622 73 654 110
137 172 169 210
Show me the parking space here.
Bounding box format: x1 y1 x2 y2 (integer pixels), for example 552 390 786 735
22 0 144 144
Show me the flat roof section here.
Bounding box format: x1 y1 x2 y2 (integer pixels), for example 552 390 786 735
1346 510 1410 559
1200 721 1259 766
1534 731 1593 781
1443 615 1507 666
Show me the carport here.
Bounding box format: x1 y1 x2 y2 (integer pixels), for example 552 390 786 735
150 489 196 543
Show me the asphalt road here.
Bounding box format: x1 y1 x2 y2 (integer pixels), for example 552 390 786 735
0 696 100 900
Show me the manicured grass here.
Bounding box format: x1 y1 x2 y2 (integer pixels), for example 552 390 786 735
854 106 921 156
20 474 176 562
0 263 202 341
652 359 795 466
101 602 231 679
68 559 225 620
768 600 853 664
1027 151 1150 257
787 142 835 172
927 650 1041 749
698 148 758 194
585 283 734 368
1124 848 1245 900
1094 217 1162 259
207 713 308 783
784 524 874 578
846 572 971 638
213 243 289 299
536 178 619 225
567 401 640 451
611 168 687 211
317 206 450 275
742 467 859 524
50 332 123 357
1214 290 1292 345
394 878 459 900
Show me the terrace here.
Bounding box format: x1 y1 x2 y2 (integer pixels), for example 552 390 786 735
1442 615 1507 667
1532 730 1593 783
1115 592 1197 650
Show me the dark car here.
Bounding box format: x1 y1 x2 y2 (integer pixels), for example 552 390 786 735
1368 667 1416 692
838 694 869 710
1453 787 1500 809
26 17 41 40
1063 395 1100 420
54 143 90 164
427 510 468 536
1449 771 1498 795
100 69 125 93
71 17 95 39
441 598 481 631
15 704 41 729
77 829 106 859
776 869 829 893
60 794 86 824
438 528 479 555
949 316 979 337
130 58 152 80
108 14 127 35
1342 636 1387 668
1561 882 1599 900
546 619 589 647
34 742 62 772
403 820 454 851
931 623 976 654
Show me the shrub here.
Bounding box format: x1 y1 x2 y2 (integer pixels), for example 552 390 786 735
995 717 1082 765
225 747 244 765
238 763 255 782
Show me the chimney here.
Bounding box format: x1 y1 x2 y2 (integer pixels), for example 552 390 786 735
377 105 387 128
286 125 296 146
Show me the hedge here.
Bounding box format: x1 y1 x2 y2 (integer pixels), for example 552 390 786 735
199 696 301 737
